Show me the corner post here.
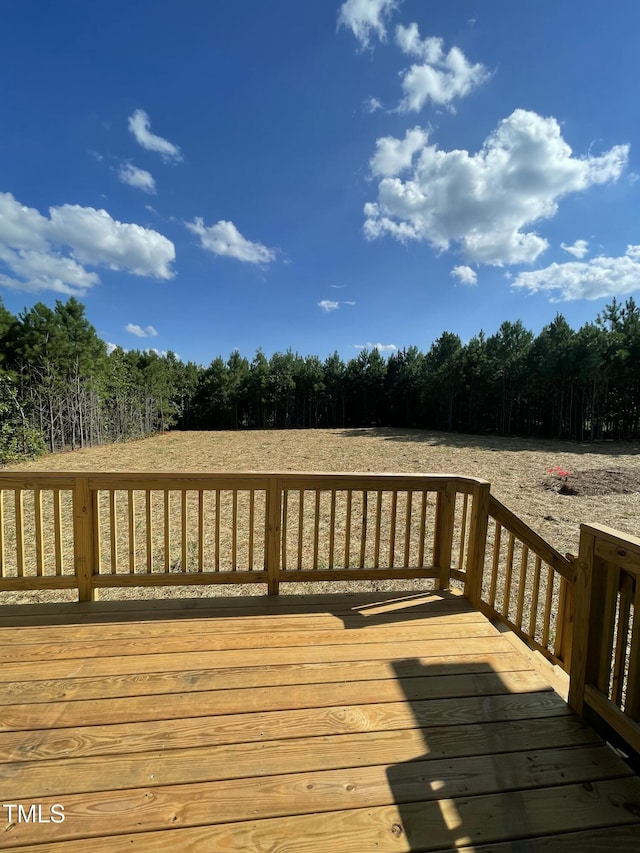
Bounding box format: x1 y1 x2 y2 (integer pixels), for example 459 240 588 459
464 481 490 607
73 476 95 602
568 527 596 715
266 477 282 595
433 481 456 589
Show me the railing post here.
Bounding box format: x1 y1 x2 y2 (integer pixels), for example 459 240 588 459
464 481 490 607
73 476 95 602
568 527 596 715
266 477 282 595
433 482 456 589
554 574 574 669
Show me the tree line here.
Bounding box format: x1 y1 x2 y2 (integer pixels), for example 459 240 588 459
1 295 639 462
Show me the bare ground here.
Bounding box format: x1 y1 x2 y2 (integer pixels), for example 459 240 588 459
3 428 639 604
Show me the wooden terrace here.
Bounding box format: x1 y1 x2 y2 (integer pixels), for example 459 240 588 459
1 472 640 850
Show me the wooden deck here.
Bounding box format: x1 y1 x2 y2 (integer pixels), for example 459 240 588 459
1 590 640 852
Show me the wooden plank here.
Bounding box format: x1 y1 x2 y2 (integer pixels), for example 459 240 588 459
464 482 490 606
146 489 153 573
248 489 255 570
73 477 94 601
403 491 412 567
388 489 398 567
541 565 554 649
33 488 44 576
328 489 336 567
180 489 187 572
0 618 502 665
0 670 551 732
502 532 515 617
313 489 320 568
0 710 596 769
4 778 638 853
266 478 281 595
359 490 367 568
280 489 287 570
0 692 573 797
612 572 634 705
488 519 501 608
0 590 465 621
0 635 520 682
297 488 304 569
529 554 542 638
197 489 203 571
0 576 77 591
458 491 469 569
161 490 169 572
433 482 455 589
417 490 427 567
374 489 382 567
109 491 118 574
0 599 486 644
459 826 640 853
127 489 135 573
0 489 5 578
231 489 238 570
344 488 352 568
515 545 529 628
2 745 631 847
0 651 530 707
569 530 596 715
14 489 24 577
215 489 220 571
627 573 640 719
50 489 63 575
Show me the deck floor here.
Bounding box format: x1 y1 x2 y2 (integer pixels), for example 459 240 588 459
1 590 640 851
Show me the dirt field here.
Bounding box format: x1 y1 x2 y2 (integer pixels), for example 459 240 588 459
5 427 640 558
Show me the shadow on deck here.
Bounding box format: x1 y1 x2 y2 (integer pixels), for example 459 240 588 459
1 590 640 851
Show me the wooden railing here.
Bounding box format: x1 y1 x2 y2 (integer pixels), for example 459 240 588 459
3 469 640 757
471 495 576 669
0 472 489 600
569 524 640 756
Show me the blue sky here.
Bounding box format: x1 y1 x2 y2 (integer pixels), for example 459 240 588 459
0 0 639 365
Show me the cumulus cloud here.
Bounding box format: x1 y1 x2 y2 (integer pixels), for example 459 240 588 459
186 218 276 264
560 239 589 259
451 265 477 285
370 126 428 178
512 245 640 301
118 163 156 194
0 192 175 295
338 0 399 49
106 342 118 355
354 341 397 351
395 23 490 111
128 109 182 162
364 109 628 266
125 323 158 337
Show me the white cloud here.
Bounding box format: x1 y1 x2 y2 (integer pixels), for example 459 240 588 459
329 284 345 289
338 0 399 49
560 239 589 259
318 300 355 311
354 341 397 351
49 204 175 278
128 109 182 162
186 218 276 264
118 163 156 194
512 245 640 301
395 23 490 111
125 323 158 337
364 96 384 113
364 109 629 266
0 191 175 295
106 342 118 355
370 126 428 178
451 265 477 285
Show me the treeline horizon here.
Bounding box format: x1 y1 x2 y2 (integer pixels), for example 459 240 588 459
1 294 640 462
